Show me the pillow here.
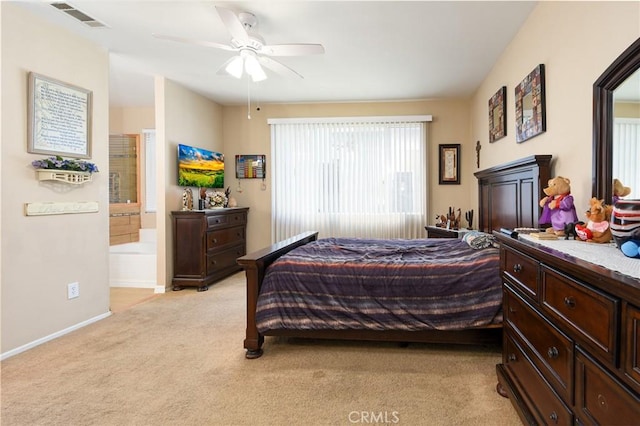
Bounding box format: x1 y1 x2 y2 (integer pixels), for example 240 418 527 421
462 231 499 249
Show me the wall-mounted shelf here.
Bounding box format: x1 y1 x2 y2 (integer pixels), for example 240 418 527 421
36 169 92 185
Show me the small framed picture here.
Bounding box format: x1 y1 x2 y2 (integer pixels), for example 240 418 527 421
515 64 546 143
489 86 506 143
235 154 266 179
439 144 460 185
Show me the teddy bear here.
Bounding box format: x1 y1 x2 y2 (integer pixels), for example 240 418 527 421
539 176 578 236
612 178 631 205
575 198 613 243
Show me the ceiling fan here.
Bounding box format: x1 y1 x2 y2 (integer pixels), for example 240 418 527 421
154 5 325 82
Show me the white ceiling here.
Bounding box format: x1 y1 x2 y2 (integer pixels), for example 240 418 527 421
15 1 539 107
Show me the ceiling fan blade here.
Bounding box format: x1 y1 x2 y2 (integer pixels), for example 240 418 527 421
215 6 249 44
260 44 325 57
153 33 237 52
258 56 304 79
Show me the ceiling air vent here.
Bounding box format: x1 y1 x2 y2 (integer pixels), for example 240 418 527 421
50 2 108 28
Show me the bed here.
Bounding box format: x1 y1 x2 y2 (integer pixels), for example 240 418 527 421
238 155 552 358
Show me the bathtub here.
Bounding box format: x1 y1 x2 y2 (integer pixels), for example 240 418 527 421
109 230 162 293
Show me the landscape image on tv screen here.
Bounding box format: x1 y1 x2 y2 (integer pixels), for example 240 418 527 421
177 144 224 188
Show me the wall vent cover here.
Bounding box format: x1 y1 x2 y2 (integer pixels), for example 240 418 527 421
50 2 108 28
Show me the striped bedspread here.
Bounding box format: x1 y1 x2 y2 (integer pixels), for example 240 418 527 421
256 237 502 333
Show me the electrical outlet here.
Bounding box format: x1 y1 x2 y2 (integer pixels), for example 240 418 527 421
67 282 79 299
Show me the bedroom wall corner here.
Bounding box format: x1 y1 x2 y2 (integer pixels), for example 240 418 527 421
470 1 640 215
154 77 223 291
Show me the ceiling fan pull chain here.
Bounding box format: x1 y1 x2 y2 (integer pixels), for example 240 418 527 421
247 77 251 120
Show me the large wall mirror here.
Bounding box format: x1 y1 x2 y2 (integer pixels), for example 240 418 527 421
593 37 640 204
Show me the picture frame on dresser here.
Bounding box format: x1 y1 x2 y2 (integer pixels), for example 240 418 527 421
515 64 546 143
438 144 460 185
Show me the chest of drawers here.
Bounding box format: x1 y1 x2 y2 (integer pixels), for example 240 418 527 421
171 208 248 291
496 233 640 425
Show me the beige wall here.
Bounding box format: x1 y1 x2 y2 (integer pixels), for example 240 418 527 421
109 106 156 228
470 1 640 215
223 100 471 252
155 78 223 290
615 102 640 118
1 3 110 353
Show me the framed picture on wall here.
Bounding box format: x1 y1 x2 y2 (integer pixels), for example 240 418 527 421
489 86 507 142
27 72 92 158
235 154 266 179
439 144 460 185
515 64 546 143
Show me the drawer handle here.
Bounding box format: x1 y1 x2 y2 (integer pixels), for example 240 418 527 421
563 296 576 308
547 347 559 359
212 238 218 244
513 264 522 273
549 412 558 424
508 353 517 362
508 307 516 314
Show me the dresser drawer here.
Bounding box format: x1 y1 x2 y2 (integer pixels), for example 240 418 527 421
502 246 539 300
207 211 247 230
505 285 573 402
504 332 573 425
207 226 246 251
206 244 246 275
623 302 640 393
575 349 640 425
541 266 618 366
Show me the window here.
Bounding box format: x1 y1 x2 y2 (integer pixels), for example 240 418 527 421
109 134 138 204
613 118 640 199
270 116 431 241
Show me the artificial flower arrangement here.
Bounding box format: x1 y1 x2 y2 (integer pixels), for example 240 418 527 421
31 155 99 173
207 190 228 208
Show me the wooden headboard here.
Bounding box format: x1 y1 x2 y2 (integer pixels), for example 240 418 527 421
474 155 552 233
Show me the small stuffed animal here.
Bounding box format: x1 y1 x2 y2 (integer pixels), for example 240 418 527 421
621 240 640 258
539 176 578 236
564 221 585 240
612 178 631 205
575 198 613 243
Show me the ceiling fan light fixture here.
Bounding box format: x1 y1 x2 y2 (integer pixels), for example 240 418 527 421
245 55 267 82
225 55 244 79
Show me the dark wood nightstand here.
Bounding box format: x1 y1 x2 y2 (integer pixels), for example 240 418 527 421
425 225 470 239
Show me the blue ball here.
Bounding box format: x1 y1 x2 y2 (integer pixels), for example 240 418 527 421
620 241 640 258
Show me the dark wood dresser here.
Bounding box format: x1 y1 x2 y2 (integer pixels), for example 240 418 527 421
424 225 470 239
171 207 248 291
495 233 640 425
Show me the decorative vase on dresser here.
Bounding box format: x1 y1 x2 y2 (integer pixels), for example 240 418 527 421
495 232 640 425
171 207 249 292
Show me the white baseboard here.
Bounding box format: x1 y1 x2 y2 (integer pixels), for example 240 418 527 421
154 286 166 294
1 311 112 361
109 279 157 289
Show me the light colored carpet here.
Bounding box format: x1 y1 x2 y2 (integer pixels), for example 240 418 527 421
1 272 520 425
109 287 157 313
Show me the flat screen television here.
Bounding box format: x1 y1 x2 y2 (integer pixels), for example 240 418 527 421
177 144 224 188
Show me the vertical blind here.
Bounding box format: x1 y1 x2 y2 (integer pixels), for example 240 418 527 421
613 118 639 199
270 116 431 242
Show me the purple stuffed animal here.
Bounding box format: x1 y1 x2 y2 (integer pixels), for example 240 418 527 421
539 176 578 236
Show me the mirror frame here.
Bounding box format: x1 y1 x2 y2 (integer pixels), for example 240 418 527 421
593 37 640 204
